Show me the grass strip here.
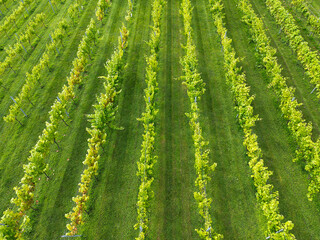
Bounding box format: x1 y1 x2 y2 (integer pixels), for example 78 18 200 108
208 0 296 238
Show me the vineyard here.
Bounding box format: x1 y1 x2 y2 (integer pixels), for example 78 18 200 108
0 0 320 239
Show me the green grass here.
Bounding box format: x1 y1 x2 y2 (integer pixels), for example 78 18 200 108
83 0 153 238
310 0 320 17
248 1 320 138
1 0 320 239
26 0 127 238
0 0 23 26
150 0 198 238
0 0 75 102
0 0 62 58
223 0 320 238
0 0 91 215
192 0 265 238
283 0 320 53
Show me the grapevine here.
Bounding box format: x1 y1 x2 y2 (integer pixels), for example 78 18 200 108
264 0 320 103
0 15 99 240
3 17 68 125
134 1 164 239
180 0 222 239
209 0 296 238
64 2 133 237
239 0 320 201
291 0 320 35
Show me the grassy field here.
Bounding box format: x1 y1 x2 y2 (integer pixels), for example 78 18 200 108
1 0 320 239
310 0 320 17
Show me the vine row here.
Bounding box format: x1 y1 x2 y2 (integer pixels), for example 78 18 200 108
134 1 164 239
180 0 222 239
240 0 320 201
64 1 132 237
0 13 100 240
0 13 45 77
3 0 90 124
291 0 320 35
265 0 320 102
0 0 32 37
95 0 111 22
209 0 296 238
3 17 69 125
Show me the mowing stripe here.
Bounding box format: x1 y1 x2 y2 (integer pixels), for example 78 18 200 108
264 0 320 104
291 0 320 35
63 0 133 237
0 0 103 238
134 0 165 238
180 0 222 238
240 0 320 202
208 0 296 238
